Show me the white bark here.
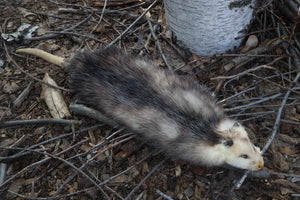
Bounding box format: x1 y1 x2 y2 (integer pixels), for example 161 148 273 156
164 0 256 56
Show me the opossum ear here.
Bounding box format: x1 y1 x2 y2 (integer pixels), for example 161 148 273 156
224 140 234 146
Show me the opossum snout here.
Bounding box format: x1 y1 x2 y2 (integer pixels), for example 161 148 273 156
252 159 264 170
224 143 264 171
216 119 264 170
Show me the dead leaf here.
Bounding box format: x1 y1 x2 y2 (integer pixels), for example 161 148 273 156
94 24 109 33
175 165 181 177
109 174 129 185
0 138 17 147
278 146 298 155
279 186 295 195
3 81 19 94
274 152 290 171
41 73 70 119
279 134 300 145
115 150 132 161
88 129 96 145
272 179 300 193
8 178 24 194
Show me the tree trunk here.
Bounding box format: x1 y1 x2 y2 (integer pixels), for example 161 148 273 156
164 0 256 56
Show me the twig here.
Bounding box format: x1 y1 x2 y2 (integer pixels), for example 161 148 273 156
232 72 300 190
0 138 89 189
51 134 134 198
224 93 281 112
0 118 80 128
160 34 188 63
269 171 300 179
90 0 107 33
261 74 300 154
106 0 158 48
25 14 92 41
218 87 256 104
46 31 108 44
0 124 104 161
125 159 165 200
0 163 7 186
147 19 171 70
11 82 33 109
211 65 276 80
156 189 174 200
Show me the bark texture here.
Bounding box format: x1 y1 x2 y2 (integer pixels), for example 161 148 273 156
164 0 255 56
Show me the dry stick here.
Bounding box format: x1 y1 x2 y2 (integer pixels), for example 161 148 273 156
91 0 107 33
246 71 300 93
232 72 300 191
105 0 158 48
0 124 103 161
0 118 80 128
222 66 294 94
41 151 111 199
67 128 126 162
218 87 256 104
25 13 92 41
161 34 188 63
46 31 108 44
211 65 276 80
80 152 153 200
261 75 300 155
7 190 49 200
0 138 90 189
229 110 275 118
124 159 165 200
33 139 89 187
50 131 132 199
0 163 7 186
4 140 90 200
52 136 135 199
48 0 95 10
12 81 33 109
156 189 174 200
234 27 283 40
147 19 171 70
51 133 134 198
224 93 282 112
0 107 10 122
101 152 152 185
269 171 300 179
0 135 27 185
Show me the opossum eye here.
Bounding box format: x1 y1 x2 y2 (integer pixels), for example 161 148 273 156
240 154 249 159
224 140 233 146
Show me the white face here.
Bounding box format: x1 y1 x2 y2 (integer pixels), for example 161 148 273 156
216 119 264 170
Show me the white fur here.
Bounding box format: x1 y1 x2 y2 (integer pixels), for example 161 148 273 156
216 119 248 138
159 121 180 139
211 119 264 170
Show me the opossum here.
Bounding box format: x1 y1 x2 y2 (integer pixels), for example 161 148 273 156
16 47 264 171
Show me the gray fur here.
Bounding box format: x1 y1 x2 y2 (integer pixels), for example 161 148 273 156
68 47 229 164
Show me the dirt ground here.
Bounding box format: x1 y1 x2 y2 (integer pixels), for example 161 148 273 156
0 0 299 199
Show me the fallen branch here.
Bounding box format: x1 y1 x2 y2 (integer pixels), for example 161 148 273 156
0 118 80 128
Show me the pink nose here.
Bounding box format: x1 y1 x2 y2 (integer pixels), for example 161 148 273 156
252 160 264 170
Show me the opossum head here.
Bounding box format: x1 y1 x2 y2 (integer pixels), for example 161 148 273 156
213 119 264 170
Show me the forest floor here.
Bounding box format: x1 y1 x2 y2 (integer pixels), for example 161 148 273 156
0 0 299 199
